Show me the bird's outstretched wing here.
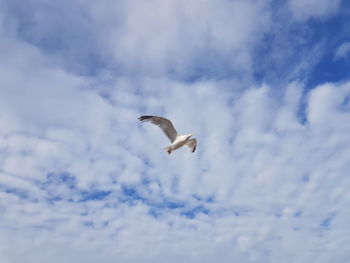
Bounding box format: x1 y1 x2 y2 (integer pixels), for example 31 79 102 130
186 138 197 153
138 116 179 142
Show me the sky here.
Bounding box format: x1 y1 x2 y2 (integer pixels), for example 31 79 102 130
0 0 350 262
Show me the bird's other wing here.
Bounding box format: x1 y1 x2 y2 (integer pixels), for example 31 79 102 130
138 116 179 142
186 138 197 153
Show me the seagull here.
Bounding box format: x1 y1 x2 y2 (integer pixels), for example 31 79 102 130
138 115 197 154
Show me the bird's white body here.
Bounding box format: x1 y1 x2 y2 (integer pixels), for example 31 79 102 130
165 134 192 153
138 115 197 154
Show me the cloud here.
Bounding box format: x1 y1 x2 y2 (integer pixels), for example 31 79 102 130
1 0 272 78
107 0 271 77
288 0 341 21
334 41 350 61
1 72 350 262
0 0 350 263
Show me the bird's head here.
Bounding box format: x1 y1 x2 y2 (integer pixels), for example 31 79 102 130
187 134 193 139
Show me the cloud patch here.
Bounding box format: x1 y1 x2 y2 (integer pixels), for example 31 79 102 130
288 0 341 21
334 41 350 61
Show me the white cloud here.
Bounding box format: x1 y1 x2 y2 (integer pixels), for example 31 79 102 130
0 0 272 78
308 82 350 128
105 0 271 76
334 41 350 61
288 0 341 21
2 69 350 262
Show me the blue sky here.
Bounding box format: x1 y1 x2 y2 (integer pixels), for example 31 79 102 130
0 0 350 262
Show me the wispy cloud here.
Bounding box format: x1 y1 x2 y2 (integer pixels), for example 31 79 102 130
334 41 350 61
288 0 341 21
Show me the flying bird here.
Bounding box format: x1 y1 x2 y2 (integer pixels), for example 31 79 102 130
138 115 197 154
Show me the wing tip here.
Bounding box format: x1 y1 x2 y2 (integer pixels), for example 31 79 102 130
138 115 153 122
